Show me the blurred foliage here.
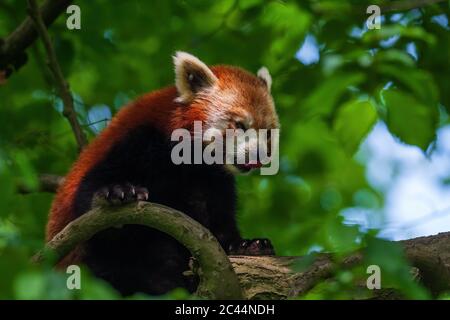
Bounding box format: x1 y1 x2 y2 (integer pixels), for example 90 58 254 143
0 0 449 299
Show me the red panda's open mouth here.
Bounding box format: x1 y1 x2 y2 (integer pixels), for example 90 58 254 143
235 162 263 172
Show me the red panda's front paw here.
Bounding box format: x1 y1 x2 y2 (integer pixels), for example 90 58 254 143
228 238 275 256
95 183 149 206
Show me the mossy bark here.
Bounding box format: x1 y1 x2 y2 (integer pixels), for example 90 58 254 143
33 199 450 299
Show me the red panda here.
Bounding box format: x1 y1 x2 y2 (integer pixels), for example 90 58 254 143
47 52 279 295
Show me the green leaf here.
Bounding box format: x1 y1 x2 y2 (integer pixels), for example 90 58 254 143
14 271 46 299
384 90 438 151
310 1 352 14
54 36 75 76
333 100 378 154
362 25 436 45
303 73 366 118
239 0 262 10
377 65 439 104
260 2 311 68
326 219 361 253
0 167 15 218
364 237 429 299
13 152 38 192
374 49 416 67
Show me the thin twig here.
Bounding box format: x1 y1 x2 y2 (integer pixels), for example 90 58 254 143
190 0 238 48
382 0 446 12
18 174 64 194
311 0 446 15
27 0 88 151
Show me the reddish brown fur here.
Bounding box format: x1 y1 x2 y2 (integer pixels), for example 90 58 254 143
211 66 278 130
47 66 274 266
48 86 181 241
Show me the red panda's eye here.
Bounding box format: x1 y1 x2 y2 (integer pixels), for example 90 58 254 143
235 121 247 130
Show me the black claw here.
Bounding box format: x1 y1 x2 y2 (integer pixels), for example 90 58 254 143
98 187 109 198
228 238 275 256
95 184 149 206
135 187 149 201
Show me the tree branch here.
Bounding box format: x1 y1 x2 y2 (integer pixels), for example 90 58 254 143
311 0 446 16
382 0 446 12
31 188 450 299
230 232 450 299
32 201 243 300
27 175 450 297
0 0 72 73
27 0 87 151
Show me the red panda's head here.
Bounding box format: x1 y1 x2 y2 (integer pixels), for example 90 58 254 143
172 52 279 174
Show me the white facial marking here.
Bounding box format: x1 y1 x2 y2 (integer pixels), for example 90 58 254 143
203 88 239 131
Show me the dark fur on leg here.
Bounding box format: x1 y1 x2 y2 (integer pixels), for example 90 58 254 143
72 125 241 296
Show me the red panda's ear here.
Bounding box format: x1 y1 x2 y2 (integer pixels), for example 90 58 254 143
257 66 272 92
173 51 218 103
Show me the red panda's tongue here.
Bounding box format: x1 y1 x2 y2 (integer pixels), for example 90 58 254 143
241 162 263 169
